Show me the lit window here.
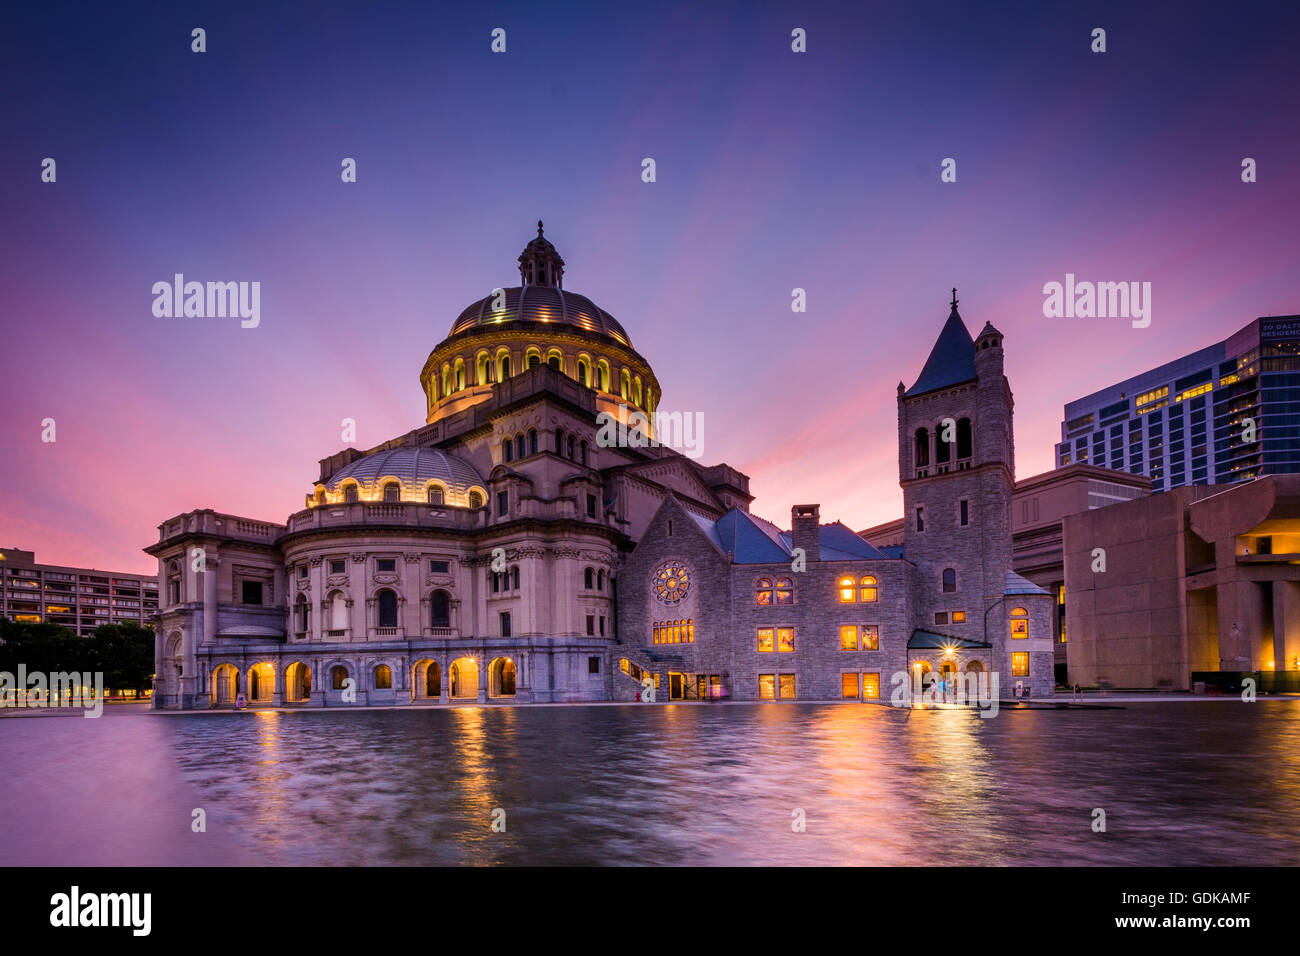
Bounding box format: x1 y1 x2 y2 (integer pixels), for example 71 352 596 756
951 611 966 624
862 625 879 650
862 673 880 699
755 577 774 605
1011 652 1029 676
838 576 856 603
842 674 860 698
757 628 774 652
860 576 878 603
777 627 794 652
779 674 796 699
374 665 392 689
759 674 776 700
775 578 793 605
840 624 858 651
1010 607 1028 639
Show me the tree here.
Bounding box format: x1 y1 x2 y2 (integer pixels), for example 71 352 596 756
87 622 155 695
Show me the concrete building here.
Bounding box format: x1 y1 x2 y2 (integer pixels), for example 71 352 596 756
1056 316 1300 491
0 547 158 635
146 233 1053 708
862 465 1150 684
1062 474 1300 690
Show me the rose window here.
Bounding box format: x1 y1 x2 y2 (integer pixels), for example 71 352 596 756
653 563 691 605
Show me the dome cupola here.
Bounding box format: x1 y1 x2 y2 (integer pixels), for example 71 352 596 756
518 220 565 288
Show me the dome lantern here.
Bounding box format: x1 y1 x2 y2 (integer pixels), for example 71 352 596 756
518 220 565 288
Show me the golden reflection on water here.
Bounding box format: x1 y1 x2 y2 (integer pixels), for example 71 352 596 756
148 702 1300 866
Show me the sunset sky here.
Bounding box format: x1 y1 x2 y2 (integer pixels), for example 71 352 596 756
2 0 1298 573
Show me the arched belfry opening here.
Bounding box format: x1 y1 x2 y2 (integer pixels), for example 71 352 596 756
518 220 565 288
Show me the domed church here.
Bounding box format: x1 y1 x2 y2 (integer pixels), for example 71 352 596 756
146 228 1053 709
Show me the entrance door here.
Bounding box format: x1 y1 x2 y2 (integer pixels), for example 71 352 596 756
669 672 684 701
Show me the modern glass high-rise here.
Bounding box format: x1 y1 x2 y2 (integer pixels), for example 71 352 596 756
1056 316 1300 491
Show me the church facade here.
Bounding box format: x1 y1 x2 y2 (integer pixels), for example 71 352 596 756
146 225 1053 709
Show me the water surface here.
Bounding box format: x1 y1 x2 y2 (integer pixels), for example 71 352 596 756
3 701 1297 865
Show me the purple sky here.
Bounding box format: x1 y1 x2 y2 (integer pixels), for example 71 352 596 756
2 1 1298 573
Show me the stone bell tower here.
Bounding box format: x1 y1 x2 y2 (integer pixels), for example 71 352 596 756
897 290 1016 637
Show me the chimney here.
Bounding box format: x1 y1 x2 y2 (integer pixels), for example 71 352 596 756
791 504 821 563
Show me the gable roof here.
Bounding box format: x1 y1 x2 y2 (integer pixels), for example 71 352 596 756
905 308 976 397
690 508 888 564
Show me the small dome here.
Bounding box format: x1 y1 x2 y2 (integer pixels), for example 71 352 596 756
448 284 632 347
322 446 483 496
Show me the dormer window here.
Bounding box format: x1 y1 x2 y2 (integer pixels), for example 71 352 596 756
383 482 400 503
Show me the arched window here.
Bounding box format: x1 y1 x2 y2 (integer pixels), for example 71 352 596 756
344 484 359 503
915 428 930 468
331 665 348 690
936 425 952 464
584 568 594 589
596 570 604 591
567 436 575 459
167 561 181 605
527 352 540 370
498 353 512 380
634 376 643 406
455 361 465 390
838 576 856 603
511 566 519 589
942 568 956 593
427 485 444 504
516 435 526 459
477 353 490 385
775 577 794 605
528 429 538 455
620 369 631 399
1010 607 1028 639
502 438 513 462
295 594 309 633
468 491 483 509
373 665 392 689
431 590 450 628
597 361 610 391
860 576 878 602
957 418 973 460
548 354 562 371
555 428 565 454
577 359 589 386
377 589 398 628
383 481 400 503
756 577 774 605
442 365 451 396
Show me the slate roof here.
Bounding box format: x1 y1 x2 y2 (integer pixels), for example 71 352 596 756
905 308 976 397
907 630 992 649
1005 570 1051 596
689 507 887 564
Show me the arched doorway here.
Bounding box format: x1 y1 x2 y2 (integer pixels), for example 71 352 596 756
450 657 478 699
488 657 516 698
914 660 933 692
284 662 312 703
247 663 275 704
212 664 238 704
425 660 441 699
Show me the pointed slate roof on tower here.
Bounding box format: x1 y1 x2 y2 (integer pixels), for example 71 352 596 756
905 290 977 397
